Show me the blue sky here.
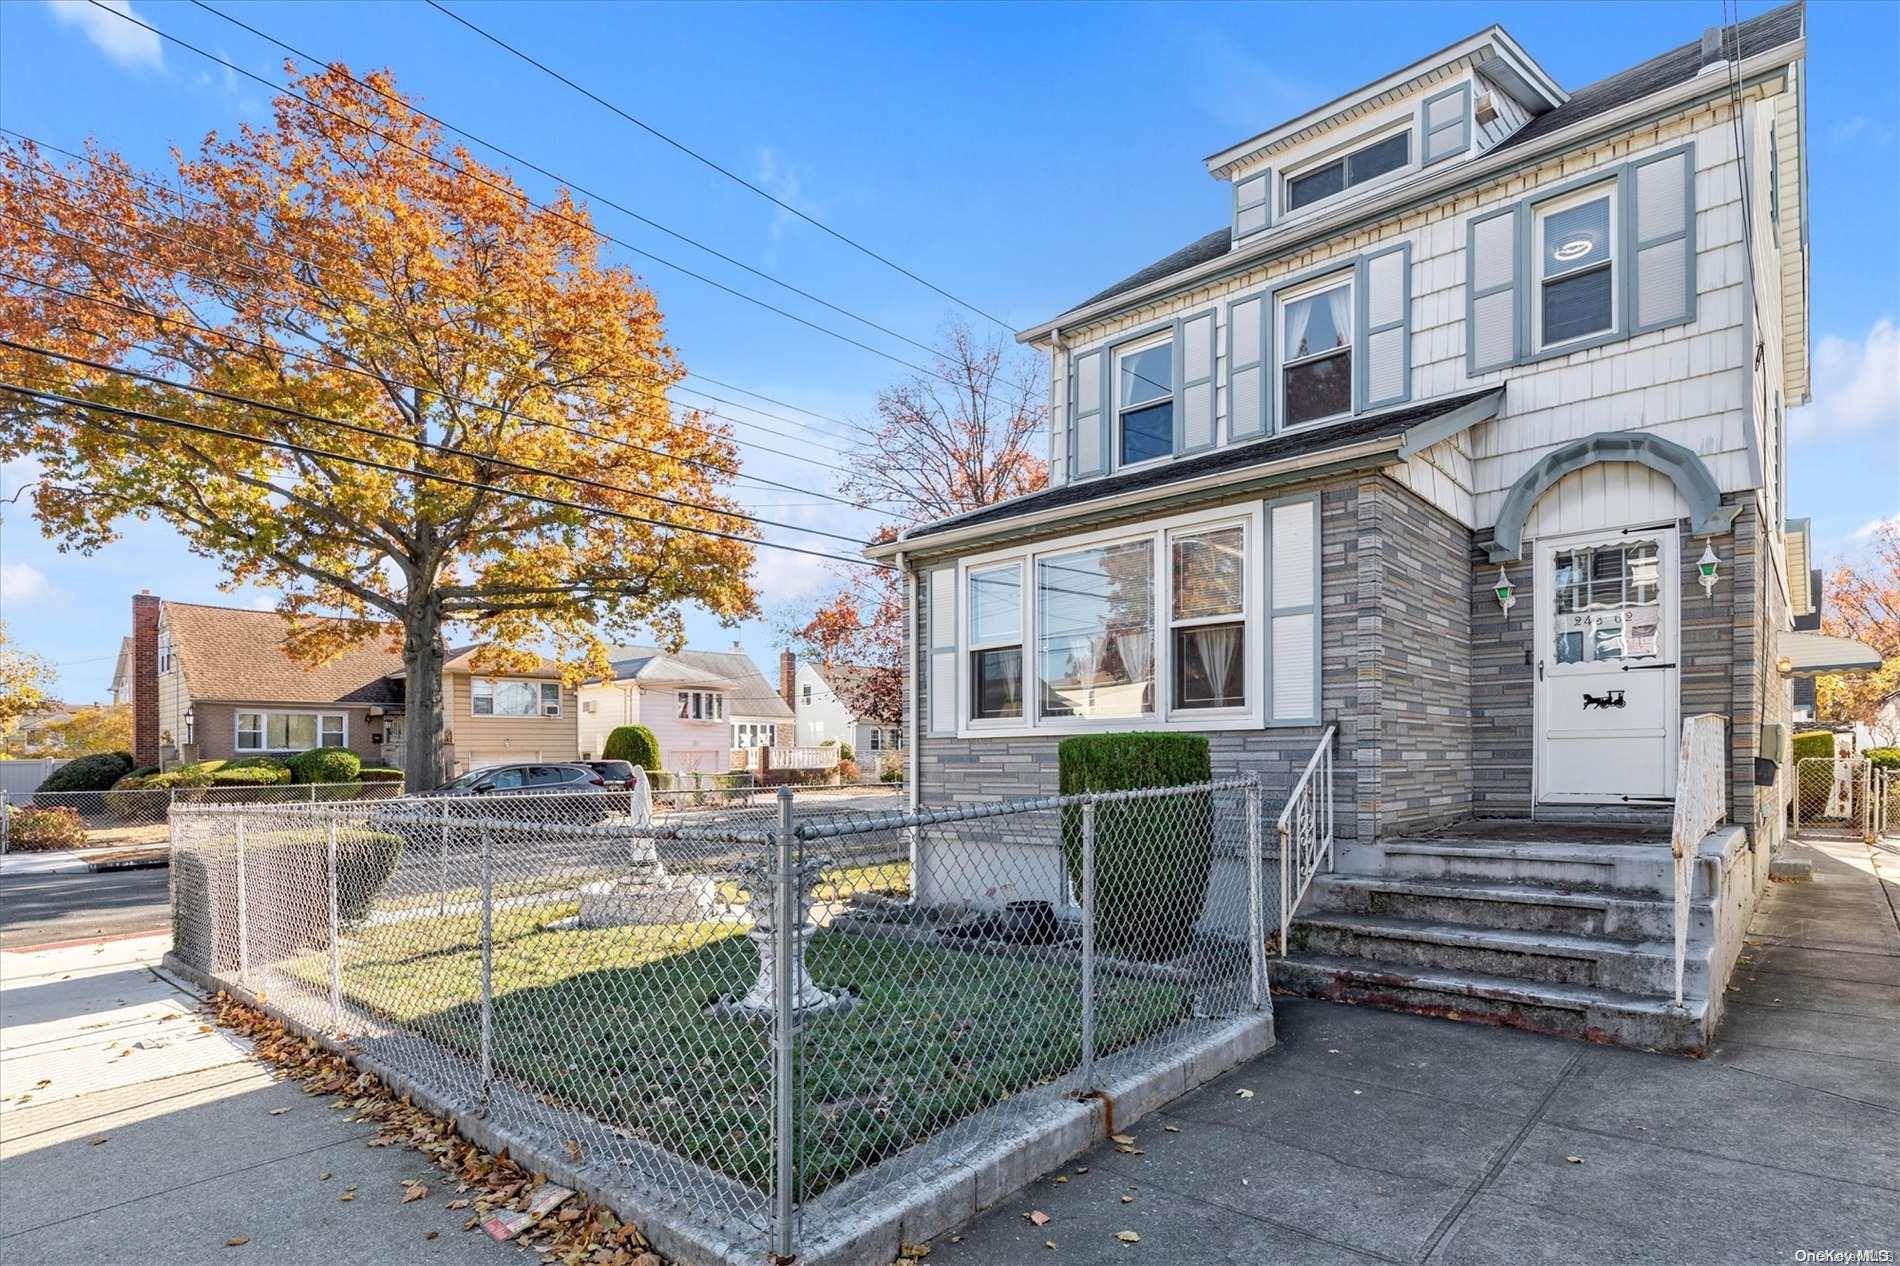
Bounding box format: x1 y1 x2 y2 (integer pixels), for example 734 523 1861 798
1 0 1894 701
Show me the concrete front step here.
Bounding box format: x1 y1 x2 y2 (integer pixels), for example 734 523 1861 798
1271 953 1709 1054
1291 911 1705 996
1367 838 1710 897
1303 872 1713 942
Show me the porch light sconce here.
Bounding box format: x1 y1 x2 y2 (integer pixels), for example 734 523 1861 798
1697 543 1720 598
1493 566 1517 615
183 707 195 746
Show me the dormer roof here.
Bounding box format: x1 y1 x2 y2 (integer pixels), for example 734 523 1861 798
1203 26 1565 181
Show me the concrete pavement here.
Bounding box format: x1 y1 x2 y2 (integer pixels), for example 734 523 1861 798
0 933 525 1265
929 837 1900 1266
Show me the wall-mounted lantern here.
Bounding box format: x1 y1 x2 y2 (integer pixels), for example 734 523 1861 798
1697 543 1720 598
1494 565 1517 615
183 707 195 746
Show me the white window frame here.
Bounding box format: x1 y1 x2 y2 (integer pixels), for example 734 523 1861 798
953 504 1265 738
965 560 1025 728
1112 330 1175 472
156 630 174 675
233 709 349 753
1166 522 1253 719
868 727 884 752
1276 270 1356 430
1532 179 1620 354
472 678 561 718
676 690 724 722
1280 115 1416 220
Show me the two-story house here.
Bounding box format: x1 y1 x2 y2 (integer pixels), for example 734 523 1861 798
793 661 903 769
871 5 1821 1050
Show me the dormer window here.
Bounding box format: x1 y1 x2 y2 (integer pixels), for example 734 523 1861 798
1285 128 1411 213
1115 334 1174 467
1278 274 1354 427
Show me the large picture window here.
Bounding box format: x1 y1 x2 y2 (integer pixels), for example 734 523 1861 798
473 679 561 717
1114 335 1174 468
1279 275 1354 427
235 710 346 752
1037 540 1155 721
968 562 1023 721
1535 183 1617 350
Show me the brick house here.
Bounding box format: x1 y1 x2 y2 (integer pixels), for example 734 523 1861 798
869 5 1851 1050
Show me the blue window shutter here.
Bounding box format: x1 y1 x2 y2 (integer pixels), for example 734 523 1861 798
1263 495 1320 725
1356 242 1412 410
1069 349 1107 478
1421 82 1471 166
1233 172 1270 242
926 568 957 735
1175 312 1217 454
1466 205 1520 374
1626 144 1697 335
1226 295 1267 441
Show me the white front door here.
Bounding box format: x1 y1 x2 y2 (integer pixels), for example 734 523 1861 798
1534 527 1679 805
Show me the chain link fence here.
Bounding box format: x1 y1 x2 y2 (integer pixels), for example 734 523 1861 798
0 781 406 852
1791 755 1876 842
167 777 1272 1259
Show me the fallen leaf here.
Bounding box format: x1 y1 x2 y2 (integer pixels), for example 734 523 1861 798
269 1108 290 1116
423 1231 438 1241
403 1182 429 1203
89 1136 110 1146
565 1139 582 1163
1163 1125 1179 1133
224 1236 249 1248
1026 1211 1051 1227
34 1079 50 1089
1235 1089 1254 1099
1045 1242 1056 1251
319 1173 331 1182
1565 1156 1584 1164
1116 1230 1141 1243
1110 1134 1135 1145
340 1186 357 1203
1054 1175 1068 1184
1120 1195 1134 1204
899 1244 930 1259
447 1199 470 1210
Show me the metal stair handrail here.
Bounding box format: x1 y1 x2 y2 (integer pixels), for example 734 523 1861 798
1669 714 1728 1008
1278 725 1337 957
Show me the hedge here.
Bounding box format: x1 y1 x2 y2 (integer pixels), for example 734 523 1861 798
1058 733 1215 961
173 826 403 968
5 805 87 850
286 747 362 786
38 751 135 793
1793 731 1837 763
120 759 292 790
1867 747 1900 772
357 766 405 783
603 725 661 770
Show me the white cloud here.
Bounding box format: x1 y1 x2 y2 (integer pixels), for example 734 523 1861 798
753 147 818 242
1790 318 1900 446
1 562 49 606
45 1 164 72
1850 513 1898 541
1829 114 1896 147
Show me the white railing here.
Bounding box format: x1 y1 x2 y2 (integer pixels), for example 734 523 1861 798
1668 714 1727 1008
767 746 839 771
1278 725 1337 956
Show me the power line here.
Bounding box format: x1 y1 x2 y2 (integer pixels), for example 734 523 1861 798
422 0 1013 331
0 268 897 514
0 379 889 570
0 338 871 547
2 127 875 446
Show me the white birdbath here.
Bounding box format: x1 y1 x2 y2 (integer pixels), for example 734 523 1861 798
721 855 851 1020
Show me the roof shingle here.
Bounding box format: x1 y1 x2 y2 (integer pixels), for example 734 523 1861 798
165 602 404 705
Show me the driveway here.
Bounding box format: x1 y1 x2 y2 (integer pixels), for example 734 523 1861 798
930 837 1900 1265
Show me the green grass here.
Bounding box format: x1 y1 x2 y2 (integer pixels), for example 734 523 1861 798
297 900 1191 1195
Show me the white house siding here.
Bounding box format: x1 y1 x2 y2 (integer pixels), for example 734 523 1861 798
793 663 856 748
1475 83 1534 151
1773 77 1808 402
576 682 639 760
1049 83 1792 540
636 690 729 774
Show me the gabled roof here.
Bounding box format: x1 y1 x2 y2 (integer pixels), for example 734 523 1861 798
162 601 404 706
609 645 793 721
810 663 899 725
608 652 738 691
1051 2 1803 326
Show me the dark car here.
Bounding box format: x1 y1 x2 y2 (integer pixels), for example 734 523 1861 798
431 762 619 821
579 760 643 791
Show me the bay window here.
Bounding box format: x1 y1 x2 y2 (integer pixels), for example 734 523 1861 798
235 709 346 752
1114 334 1174 468
1279 275 1354 427
473 679 561 717
1534 183 1617 350
1037 539 1154 721
968 562 1023 721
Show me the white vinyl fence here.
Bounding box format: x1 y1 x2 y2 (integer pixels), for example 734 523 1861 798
0 758 71 797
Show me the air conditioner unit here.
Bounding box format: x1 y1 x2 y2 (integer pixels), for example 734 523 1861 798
1473 91 1499 126
542 704 561 717
581 700 597 714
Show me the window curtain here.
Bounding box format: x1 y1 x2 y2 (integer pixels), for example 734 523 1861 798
1325 286 1351 351
1196 625 1241 703
1285 295 1314 360
1114 630 1154 688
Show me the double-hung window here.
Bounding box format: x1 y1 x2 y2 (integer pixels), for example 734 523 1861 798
967 562 1023 721
473 679 560 717
1036 539 1154 722
1169 524 1247 711
1285 128 1411 213
1534 183 1617 350
1279 274 1354 427
1114 334 1173 468
676 690 724 721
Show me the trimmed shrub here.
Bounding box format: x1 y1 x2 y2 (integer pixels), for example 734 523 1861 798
837 741 856 763
603 725 661 771
173 826 403 966
880 764 905 784
1866 747 1900 772
286 747 361 786
1792 731 1836 763
1058 732 1215 962
38 751 134 793
5 805 87 850
357 765 404 783
836 758 862 783
126 759 292 790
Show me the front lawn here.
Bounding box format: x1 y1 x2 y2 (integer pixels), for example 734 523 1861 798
300 896 1191 1195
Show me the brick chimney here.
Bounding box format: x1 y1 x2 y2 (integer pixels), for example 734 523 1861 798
132 591 161 768
779 649 797 712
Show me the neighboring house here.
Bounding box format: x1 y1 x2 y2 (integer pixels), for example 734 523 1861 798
576 643 794 771
110 636 134 706
872 5 1861 1049
1784 517 1822 722
794 662 903 762
433 646 580 774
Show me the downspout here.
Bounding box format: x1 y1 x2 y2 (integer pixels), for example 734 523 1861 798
899 550 922 904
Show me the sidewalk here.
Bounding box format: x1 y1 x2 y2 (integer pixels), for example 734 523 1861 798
929 837 1900 1265
0 844 169 877
0 934 523 1265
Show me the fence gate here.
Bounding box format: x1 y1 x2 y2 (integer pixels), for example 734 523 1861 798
1791 755 1889 843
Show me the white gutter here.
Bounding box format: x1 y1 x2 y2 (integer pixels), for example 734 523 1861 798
1021 38 1803 346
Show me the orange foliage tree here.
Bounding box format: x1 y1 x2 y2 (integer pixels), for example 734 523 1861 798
1816 518 1900 730
783 325 1046 727
0 66 755 788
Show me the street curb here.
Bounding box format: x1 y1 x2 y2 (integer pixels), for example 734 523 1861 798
160 950 1274 1266
86 857 170 872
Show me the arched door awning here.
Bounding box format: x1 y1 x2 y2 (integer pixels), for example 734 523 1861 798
1487 431 1740 562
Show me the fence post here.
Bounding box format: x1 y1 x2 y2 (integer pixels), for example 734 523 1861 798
1079 798 1097 1088
326 821 342 1036
1 790 9 856
236 818 250 984
479 818 494 1113
439 797 451 918
1244 780 1264 1010
771 786 797 1262
1278 818 1292 960
309 784 317 804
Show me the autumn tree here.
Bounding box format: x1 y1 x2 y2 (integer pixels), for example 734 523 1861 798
782 325 1047 723
40 703 133 757
0 621 54 738
0 65 755 788
1816 518 1900 729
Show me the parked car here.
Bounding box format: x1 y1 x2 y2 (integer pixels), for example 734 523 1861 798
579 760 642 790
429 762 619 821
